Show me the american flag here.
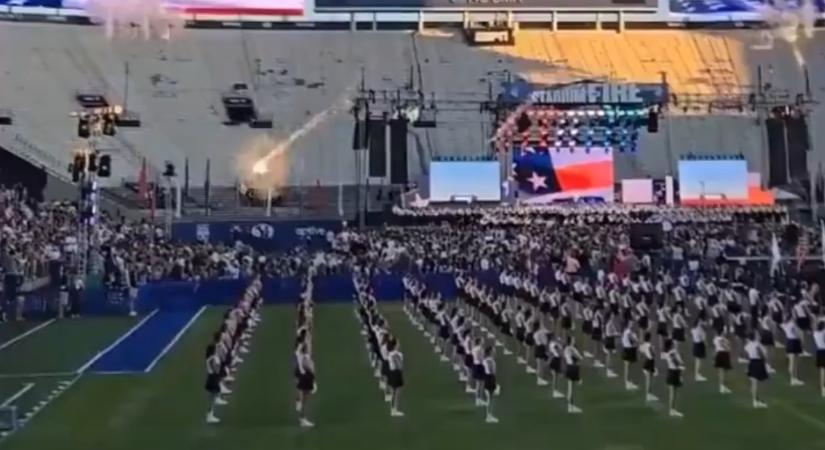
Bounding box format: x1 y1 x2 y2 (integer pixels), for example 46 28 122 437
796 229 809 271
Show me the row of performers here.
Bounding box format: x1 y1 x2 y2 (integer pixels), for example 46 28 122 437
355 275 406 417
205 279 263 424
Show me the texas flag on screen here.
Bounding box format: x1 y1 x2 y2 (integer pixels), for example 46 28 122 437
512 146 614 203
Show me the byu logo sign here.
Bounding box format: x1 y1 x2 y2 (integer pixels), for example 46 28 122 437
250 223 275 239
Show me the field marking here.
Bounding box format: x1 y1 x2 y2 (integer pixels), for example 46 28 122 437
0 383 35 408
0 372 78 379
774 399 825 433
0 319 56 352
144 306 207 373
75 310 159 374
0 373 82 445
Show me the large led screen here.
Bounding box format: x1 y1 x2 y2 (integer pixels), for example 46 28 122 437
678 159 748 205
60 0 304 15
429 161 501 202
512 147 614 203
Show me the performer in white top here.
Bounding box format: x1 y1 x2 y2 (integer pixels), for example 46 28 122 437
639 332 658 403
564 336 583 414
713 333 733 394
533 322 550 386
781 317 804 386
744 332 769 408
387 338 405 417
691 319 708 382
664 339 684 418
814 320 825 397
621 323 639 391
482 345 500 424
604 315 620 379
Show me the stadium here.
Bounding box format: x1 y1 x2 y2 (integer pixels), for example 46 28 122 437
0 0 825 449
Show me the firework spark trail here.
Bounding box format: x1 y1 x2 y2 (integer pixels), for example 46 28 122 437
84 0 184 40
252 95 353 175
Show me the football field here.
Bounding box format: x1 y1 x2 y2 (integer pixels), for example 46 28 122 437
1 304 824 450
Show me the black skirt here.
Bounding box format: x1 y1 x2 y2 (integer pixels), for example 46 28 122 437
638 316 649 331
549 357 562 373
388 369 404 388
759 330 775 347
817 349 825 368
297 371 316 392
561 317 573 330
622 347 638 363
484 374 497 392
473 364 485 380
591 327 603 342
582 321 592 336
672 328 686 342
692 342 707 359
666 369 682 387
786 338 802 355
714 351 732 370
747 359 768 381
439 326 450 340
516 327 526 343
205 373 221 394
535 345 549 361
565 364 581 382
605 336 617 351
643 358 656 373
656 322 669 337
797 317 811 332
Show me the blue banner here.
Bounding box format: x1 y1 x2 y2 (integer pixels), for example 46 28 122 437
172 220 343 252
500 79 667 106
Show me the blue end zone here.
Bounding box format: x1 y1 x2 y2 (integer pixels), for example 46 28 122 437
87 309 202 374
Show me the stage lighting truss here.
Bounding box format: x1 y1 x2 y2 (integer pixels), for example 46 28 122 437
494 105 649 153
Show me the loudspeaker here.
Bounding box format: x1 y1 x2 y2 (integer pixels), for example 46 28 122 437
630 223 664 251
368 117 387 177
250 119 273 129
766 117 788 187
647 110 658 133
389 119 408 185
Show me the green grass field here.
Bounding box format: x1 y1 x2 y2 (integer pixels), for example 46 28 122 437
1 305 824 450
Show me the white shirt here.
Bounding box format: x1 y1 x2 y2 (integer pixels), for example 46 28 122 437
665 349 683 370
691 326 705 344
640 342 654 359
563 345 581 365
814 329 825 350
621 329 637 349
713 335 729 353
781 322 800 340
744 340 764 360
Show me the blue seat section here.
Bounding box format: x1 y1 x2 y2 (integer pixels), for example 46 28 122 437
87 310 199 373
670 0 824 13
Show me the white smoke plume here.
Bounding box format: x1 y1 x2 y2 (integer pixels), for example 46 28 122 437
84 0 185 41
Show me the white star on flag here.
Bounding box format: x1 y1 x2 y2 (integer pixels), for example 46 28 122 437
523 146 536 153
410 193 429 208
527 171 547 191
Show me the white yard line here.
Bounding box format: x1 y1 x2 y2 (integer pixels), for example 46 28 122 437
144 306 207 373
75 310 159 375
0 320 56 352
0 383 35 408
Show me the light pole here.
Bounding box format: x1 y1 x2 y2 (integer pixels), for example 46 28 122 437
70 106 120 275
